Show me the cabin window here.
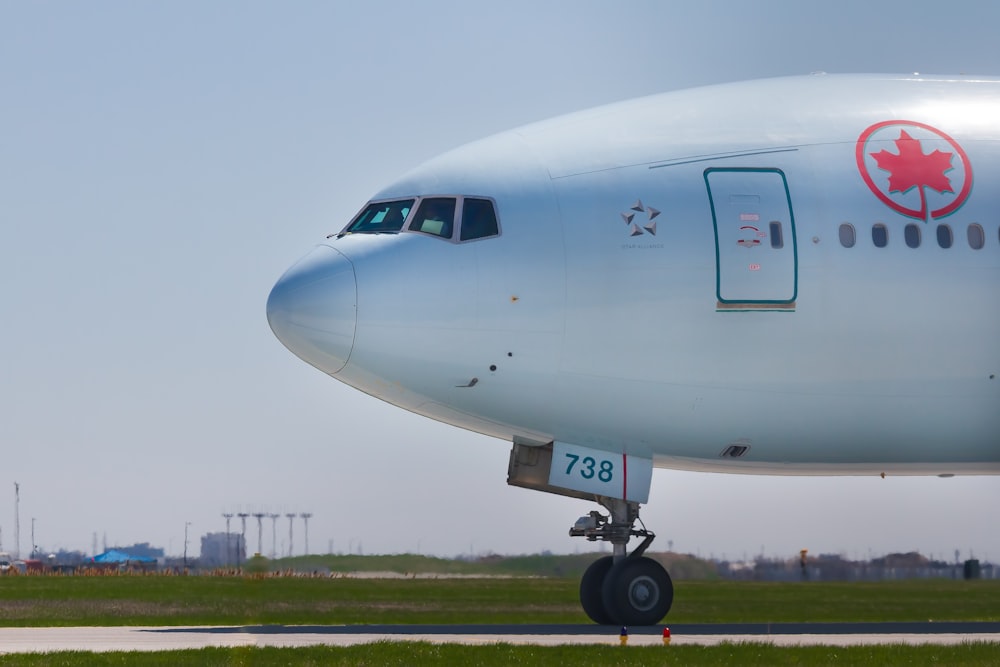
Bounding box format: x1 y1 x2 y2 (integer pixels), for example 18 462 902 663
343 199 414 234
409 197 456 238
904 223 921 248
968 223 985 250
768 221 784 249
460 198 500 241
936 224 953 249
872 223 888 248
839 223 856 248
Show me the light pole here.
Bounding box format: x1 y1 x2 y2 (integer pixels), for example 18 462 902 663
269 514 280 558
30 518 36 559
222 513 233 567
183 522 191 569
237 512 249 567
253 512 265 556
300 513 312 556
14 482 20 560
285 513 296 557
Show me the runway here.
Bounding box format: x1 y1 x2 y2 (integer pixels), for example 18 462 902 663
0 622 998 653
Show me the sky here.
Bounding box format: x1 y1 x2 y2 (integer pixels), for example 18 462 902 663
1 0 998 563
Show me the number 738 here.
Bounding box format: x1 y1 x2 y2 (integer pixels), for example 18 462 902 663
564 453 614 483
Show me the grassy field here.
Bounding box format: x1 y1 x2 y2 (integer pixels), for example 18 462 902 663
275 551 719 579
0 575 996 664
2 642 1000 666
0 575 996 626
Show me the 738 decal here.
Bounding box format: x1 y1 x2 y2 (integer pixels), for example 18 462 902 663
549 442 653 503
564 453 614 482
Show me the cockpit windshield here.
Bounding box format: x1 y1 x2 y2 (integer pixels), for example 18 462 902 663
339 196 499 241
342 199 414 235
409 197 456 238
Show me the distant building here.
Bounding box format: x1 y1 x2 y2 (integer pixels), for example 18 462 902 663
109 542 164 560
200 532 245 568
51 549 88 566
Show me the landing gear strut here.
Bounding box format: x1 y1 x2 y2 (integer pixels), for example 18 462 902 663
570 496 673 625
506 441 671 625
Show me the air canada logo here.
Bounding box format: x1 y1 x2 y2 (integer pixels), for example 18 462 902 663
856 120 973 222
619 199 659 236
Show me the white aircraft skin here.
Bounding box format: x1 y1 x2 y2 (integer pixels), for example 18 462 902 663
267 74 1000 624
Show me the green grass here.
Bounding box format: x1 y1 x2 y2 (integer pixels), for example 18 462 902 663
0 576 996 626
674 580 1000 623
0 576 579 626
276 551 719 579
1 642 999 666
0 577 995 664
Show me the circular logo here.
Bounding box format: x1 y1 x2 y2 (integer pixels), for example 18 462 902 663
856 120 972 221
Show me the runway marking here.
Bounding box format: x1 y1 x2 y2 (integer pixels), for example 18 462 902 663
0 623 997 653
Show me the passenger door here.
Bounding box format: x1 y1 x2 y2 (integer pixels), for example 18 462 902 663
705 168 798 311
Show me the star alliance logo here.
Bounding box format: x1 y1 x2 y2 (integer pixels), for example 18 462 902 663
619 199 659 236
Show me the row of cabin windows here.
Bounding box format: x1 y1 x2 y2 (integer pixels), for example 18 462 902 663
339 196 499 242
839 223 990 250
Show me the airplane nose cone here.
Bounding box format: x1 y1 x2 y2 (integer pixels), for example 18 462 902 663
267 245 357 374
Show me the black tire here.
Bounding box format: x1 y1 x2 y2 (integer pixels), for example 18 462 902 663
579 556 616 624
601 556 673 626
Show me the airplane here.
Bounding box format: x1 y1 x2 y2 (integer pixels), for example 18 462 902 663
266 74 1000 626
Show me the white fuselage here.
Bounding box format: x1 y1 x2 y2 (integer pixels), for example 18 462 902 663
268 74 1000 477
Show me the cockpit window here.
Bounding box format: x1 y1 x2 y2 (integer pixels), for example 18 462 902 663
343 199 414 234
409 197 456 238
460 198 500 241
343 195 499 242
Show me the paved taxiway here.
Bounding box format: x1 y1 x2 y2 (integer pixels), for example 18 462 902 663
1 623 998 653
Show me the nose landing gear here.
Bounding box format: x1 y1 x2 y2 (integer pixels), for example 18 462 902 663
571 497 673 625
506 441 669 625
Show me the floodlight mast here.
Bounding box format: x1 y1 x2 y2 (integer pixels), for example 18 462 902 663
269 513 280 558
237 512 249 568
183 521 191 568
13 482 20 560
222 513 234 567
285 513 296 557
253 512 265 556
300 513 312 556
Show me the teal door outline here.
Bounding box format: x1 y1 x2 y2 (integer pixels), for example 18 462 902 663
705 168 798 311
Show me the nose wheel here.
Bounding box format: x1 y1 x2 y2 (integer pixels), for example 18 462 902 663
506 442 671 625
599 556 673 625
572 498 673 625
579 556 616 624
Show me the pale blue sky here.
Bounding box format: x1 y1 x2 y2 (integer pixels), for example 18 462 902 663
1 1 997 561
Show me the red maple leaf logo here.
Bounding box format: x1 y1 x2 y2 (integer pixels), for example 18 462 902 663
870 130 954 221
